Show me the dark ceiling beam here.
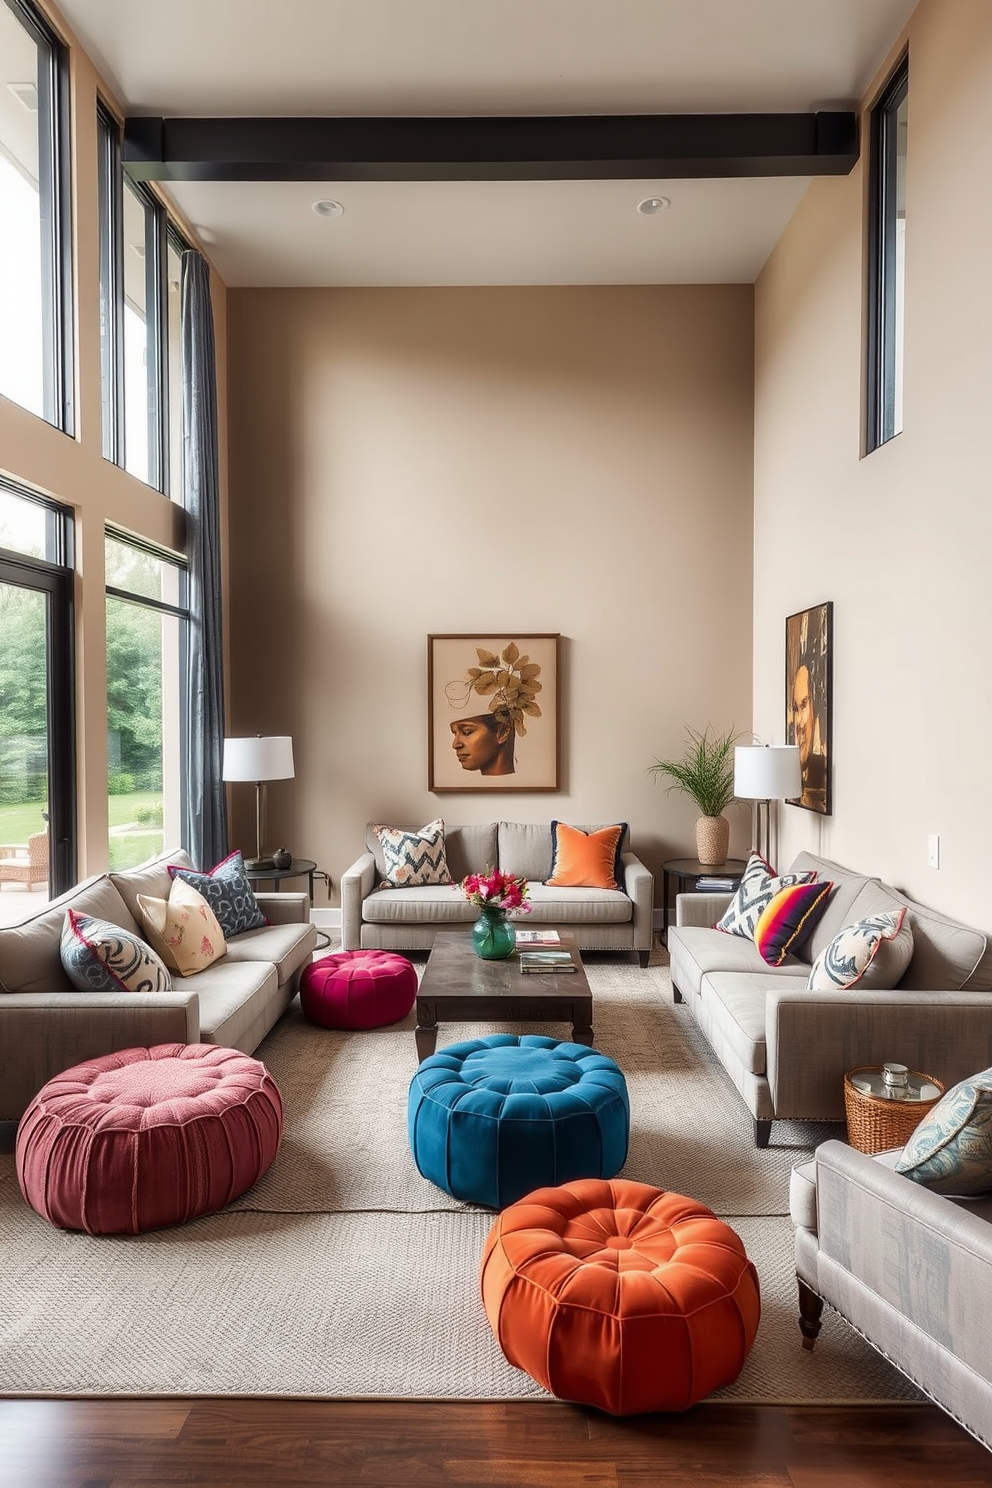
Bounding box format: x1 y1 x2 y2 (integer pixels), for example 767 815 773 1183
123 111 859 183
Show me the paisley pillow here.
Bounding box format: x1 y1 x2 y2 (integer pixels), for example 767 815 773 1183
714 852 816 941
168 849 266 938
806 908 913 991
896 1067 992 1195
60 909 171 994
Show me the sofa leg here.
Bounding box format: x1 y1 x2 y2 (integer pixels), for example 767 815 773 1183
638 950 650 968
798 1278 824 1351
754 1118 771 1148
672 982 683 1004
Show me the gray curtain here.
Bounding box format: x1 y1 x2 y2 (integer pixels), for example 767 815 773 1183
181 249 228 867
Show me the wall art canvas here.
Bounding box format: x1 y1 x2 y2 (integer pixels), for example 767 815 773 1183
785 601 832 815
428 634 560 792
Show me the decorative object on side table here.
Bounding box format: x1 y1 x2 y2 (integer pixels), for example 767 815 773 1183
844 1063 945 1154
648 724 739 866
271 848 292 869
457 867 530 960
221 735 295 870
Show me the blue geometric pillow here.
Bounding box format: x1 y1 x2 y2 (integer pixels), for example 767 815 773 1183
168 849 267 938
895 1067 992 1195
60 908 171 993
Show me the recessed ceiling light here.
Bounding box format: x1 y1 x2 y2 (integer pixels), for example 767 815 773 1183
637 196 671 215
312 199 344 218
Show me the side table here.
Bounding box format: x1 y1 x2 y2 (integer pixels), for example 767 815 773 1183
843 1065 945 1154
243 857 320 905
661 857 747 936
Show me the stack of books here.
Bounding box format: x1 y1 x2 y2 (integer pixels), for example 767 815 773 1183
514 929 562 947
695 875 737 892
519 949 575 975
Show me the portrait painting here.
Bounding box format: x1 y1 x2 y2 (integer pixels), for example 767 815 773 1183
785 602 832 815
428 634 560 792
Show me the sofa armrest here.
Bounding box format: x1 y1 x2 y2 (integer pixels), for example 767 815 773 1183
253 892 310 925
675 892 733 928
0 990 199 1122
766 986 992 1120
341 852 377 951
621 853 655 953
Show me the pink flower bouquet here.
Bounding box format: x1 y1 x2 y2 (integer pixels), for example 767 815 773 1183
457 868 531 915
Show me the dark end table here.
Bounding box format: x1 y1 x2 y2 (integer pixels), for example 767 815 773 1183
243 857 319 905
661 857 747 935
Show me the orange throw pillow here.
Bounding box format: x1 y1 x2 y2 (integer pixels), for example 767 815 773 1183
546 821 626 889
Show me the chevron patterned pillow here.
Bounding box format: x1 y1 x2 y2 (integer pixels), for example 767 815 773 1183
714 852 817 941
373 819 452 887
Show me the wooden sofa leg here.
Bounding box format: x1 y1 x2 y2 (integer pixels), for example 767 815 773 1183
638 950 650 968
798 1278 824 1351
754 1118 771 1148
672 982 683 1004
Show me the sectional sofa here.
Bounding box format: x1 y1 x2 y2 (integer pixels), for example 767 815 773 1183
667 851 992 1145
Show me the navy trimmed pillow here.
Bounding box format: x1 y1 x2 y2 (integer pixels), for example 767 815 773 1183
168 849 267 938
547 822 627 890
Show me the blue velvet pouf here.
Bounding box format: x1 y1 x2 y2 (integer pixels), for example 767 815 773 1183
408 1034 629 1208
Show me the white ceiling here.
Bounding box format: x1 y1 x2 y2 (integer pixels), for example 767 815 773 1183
53 0 919 287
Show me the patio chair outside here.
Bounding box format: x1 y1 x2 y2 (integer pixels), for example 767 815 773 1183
0 831 49 890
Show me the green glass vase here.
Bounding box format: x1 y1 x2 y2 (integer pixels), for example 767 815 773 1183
472 907 516 960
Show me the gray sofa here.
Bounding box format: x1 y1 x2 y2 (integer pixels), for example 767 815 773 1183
0 847 317 1122
341 821 654 965
667 851 992 1146
791 1139 992 1452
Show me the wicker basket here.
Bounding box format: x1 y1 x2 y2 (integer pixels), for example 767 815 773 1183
844 1067 945 1155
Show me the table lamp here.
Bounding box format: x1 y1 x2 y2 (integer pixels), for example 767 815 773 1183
222 736 295 870
734 744 801 864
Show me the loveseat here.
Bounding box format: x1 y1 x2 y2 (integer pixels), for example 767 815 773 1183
791 1139 992 1452
0 847 317 1122
341 821 654 964
667 851 992 1146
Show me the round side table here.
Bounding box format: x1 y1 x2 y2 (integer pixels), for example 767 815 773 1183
844 1065 945 1154
661 857 747 935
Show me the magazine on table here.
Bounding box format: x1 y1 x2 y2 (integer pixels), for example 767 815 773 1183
514 929 562 946
519 949 575 974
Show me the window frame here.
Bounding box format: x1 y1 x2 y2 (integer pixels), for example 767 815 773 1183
865 53 908 454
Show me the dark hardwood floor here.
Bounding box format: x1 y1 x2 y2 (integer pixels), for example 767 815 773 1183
1 1398 991 1487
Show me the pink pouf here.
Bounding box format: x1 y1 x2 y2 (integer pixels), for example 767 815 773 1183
300 949 417 1030
16 1043 282 1236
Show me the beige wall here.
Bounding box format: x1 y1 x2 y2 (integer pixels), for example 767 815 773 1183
0 1 227 880
754 0 992 929
227 286 755 897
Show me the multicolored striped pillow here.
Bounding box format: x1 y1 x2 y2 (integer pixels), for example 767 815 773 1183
753 880 833 967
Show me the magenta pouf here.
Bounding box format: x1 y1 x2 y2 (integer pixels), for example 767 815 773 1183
300 949 418 1030
16 1043 282 1235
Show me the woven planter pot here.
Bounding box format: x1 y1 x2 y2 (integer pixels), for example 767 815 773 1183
695 815 730 867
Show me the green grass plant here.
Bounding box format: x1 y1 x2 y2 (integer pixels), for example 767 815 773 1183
648 725 740 817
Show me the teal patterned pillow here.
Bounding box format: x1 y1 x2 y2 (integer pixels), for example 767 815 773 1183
61 908 171 993
169 849 266 938
714 852 816 941
895 1067 992 1195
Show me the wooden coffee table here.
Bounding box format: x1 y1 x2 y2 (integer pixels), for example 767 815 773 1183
414 929 594 1061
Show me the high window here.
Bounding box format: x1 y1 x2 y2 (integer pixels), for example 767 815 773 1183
98 106 188 497
866 55 908 453
104 532 189 870
0 0 72 429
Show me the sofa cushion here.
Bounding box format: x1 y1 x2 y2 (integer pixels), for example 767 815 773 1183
498 821 629 884
110 847 194 926
896 1067 992 1195
699 971 810 1076
547 822 626 890
0 875 140 994
844 880 990 992
186 957 280 1047
668 925 804 1003
60 908 172 994
806 908 914 992
363 886 477 926
169 850 267 938
523 883 632 924
372 819 452 887
753 881 833 967
366 822 496 885
221 921 319 984
715 853 816 941
137 877 227 977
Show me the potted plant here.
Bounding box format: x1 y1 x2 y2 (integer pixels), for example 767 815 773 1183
649 725 739 866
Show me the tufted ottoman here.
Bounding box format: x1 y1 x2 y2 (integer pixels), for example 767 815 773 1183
481 1176 760 1414
300 949 417 1030
408 1034 629 1208
16 1043 283 1235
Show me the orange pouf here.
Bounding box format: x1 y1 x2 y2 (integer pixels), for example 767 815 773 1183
481 1177 760 1415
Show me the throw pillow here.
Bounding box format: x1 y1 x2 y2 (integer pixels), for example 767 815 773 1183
895 1067 992 1195
806 908 914 992
60 908 171 994
546 822 626 890
714 852 817 941
137 876 227 977
168 849 267 938
753 880 834 967
372 819 452 887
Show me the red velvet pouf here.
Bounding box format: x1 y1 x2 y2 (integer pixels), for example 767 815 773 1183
16 1043 282 1235
300 949 417 1030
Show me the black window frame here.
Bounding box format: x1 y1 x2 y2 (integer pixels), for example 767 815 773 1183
3 0 73 432
865 54 908 454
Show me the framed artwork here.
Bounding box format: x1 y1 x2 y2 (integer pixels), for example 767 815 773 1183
785 601 832 815
428 634 560 792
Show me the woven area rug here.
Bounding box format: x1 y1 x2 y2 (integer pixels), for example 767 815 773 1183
0 948 923 1403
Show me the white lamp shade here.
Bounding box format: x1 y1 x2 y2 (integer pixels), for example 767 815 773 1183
734 745 801 800
222 736 295 783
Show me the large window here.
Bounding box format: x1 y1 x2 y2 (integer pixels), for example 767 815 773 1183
105 532 188 870
866 56 908 453
0 0 72 429
99 107 188 498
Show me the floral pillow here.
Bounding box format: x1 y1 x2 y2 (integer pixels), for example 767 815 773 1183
138 875 227 977
60 909 171 994
806 908 914 991
895 1067 992 1195
168 849 266 938
714 852 817 941
372 819 451 887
